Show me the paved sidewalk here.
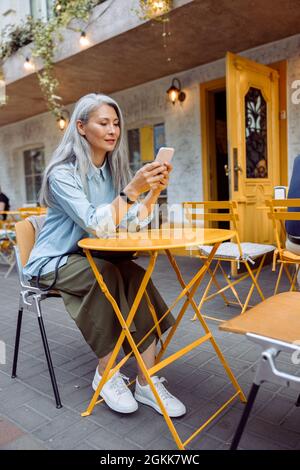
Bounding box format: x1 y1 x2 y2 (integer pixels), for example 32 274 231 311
0 255 299 450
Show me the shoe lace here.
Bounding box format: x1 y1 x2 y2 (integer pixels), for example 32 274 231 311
111 372 130 397
153 377 173 401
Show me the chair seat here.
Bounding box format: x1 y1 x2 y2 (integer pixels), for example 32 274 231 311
220 291 300 343
198 242 275 261
0 229 16 240
279 249 300 262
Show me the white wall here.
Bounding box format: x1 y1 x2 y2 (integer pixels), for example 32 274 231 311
1 33 300 208
0 0 31 32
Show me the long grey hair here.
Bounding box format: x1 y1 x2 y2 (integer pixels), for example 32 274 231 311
40 93 132 207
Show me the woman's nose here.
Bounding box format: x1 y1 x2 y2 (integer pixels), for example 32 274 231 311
107 124 115 134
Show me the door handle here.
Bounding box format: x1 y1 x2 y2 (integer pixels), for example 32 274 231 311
234 163 242 173
224 164 229 176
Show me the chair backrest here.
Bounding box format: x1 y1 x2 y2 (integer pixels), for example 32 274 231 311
15 219 36 267
17 207 47 219
183 200 240 237
266 199 300 251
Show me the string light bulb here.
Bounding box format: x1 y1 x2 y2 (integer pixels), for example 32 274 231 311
79 31 90 48
24 56 35 71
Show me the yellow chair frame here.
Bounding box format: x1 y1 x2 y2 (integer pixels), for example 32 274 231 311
266 198 300 294
183 201 269 320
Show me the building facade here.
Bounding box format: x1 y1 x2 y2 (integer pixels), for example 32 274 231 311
1 0 300 241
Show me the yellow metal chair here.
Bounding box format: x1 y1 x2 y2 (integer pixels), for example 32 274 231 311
266 198 300 294
17 207 47 219
219 291 300 449
183 201 275 320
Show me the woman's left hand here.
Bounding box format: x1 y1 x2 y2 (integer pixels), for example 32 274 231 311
150 162 173 194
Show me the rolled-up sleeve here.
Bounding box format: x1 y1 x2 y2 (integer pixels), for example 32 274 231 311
119 201 155 232
49 171 116 237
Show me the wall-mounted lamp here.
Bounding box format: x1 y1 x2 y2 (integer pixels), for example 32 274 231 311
24 56 35 72
79 31 90 48
57 109 70 131
166 78 186 105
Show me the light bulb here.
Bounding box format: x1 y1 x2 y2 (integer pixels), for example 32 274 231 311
24 57 34 71
79 32 90 48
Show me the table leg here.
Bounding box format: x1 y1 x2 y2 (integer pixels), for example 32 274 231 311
163 247 246 404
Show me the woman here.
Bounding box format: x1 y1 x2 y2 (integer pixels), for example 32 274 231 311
24 93 186 417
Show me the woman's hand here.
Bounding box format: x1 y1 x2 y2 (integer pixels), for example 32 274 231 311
124 161 170 200
149 162 173 195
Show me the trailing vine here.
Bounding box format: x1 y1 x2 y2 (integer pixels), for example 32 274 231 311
0 1 172 118
0 0 105 119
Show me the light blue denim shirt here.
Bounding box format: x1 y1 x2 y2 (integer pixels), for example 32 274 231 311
23 158 153 279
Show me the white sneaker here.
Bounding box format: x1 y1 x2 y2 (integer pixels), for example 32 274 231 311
134 376 186 417
92 368 138 414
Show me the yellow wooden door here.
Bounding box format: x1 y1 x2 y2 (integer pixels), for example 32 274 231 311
226 52 280 243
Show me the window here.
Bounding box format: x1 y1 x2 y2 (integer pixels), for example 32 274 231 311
30 0 54 21
127 123 166 170
23 147 45 203
127 123 167 200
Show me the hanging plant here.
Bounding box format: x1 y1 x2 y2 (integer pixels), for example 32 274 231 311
0 16 35 62
137 0 173 21
0 0 105 119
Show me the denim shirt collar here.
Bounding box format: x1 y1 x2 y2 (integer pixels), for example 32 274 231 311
87 158 109 181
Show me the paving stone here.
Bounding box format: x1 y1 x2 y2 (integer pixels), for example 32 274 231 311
4 405 50 432
0 434 47 450
281 406 300 433
238 431 292 450
247 416 300 448
32 410 80 441
25 395 68 419
0 258 299 450
46 419 100 449
87 426 143 450
257 396 295 424
0 416 24 446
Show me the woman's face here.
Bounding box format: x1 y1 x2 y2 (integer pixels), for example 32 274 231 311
77 103 121 154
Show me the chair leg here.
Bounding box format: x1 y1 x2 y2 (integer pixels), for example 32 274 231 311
11 308 23 378
230 383 260 450
296 394 300 407
37 316 62 409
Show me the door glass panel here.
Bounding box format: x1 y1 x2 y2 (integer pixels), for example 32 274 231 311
245 87 268 178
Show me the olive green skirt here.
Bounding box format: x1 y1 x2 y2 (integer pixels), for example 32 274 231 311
39 254 175 358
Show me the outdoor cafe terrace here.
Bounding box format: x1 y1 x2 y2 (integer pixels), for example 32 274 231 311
0 251 299 450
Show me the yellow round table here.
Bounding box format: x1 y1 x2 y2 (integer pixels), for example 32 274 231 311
78 227 246 450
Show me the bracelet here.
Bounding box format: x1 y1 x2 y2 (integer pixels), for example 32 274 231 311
119 191 136 205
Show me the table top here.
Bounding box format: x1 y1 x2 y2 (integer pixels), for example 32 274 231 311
0 209 47 216
0 211 22 215
78 228 235 252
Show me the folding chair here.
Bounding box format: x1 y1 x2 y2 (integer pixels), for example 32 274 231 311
183 201 275 320
266 198 300 294
11 217 62 408
0 227 16 278
219 291 300 449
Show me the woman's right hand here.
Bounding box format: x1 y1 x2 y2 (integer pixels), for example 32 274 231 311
124 162 168 200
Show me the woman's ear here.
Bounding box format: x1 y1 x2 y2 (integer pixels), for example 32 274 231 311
76 120 86 136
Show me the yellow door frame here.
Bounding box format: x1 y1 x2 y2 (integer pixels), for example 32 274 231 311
200 60 288 201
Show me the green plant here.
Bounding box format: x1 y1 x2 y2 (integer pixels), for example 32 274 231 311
137 0 172 21
0 16 35 62
0 0 106 119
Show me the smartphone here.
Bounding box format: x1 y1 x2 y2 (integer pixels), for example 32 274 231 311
155 147 174 165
